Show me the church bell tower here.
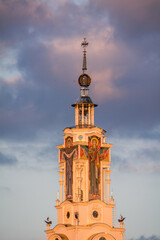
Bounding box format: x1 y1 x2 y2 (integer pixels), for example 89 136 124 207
45 38 126 240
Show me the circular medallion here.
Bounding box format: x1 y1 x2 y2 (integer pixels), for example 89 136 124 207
90 204 102 221
93 210 98 218
79 135 83 140
78 74 91 87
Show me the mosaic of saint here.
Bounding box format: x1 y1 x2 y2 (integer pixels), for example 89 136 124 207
80 136 109 200
88 136 101 199
60 137 78 200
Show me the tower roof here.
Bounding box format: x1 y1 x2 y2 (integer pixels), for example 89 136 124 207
72 37 97 107
72 96 97 107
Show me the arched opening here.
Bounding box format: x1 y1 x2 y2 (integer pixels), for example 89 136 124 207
48 233 69 240
89 233 116 240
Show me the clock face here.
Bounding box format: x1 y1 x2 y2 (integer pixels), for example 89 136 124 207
92 210 98 218
79 135 83 140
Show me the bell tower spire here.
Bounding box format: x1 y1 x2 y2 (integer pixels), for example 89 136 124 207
45 37 126 240
81 37 88 73
72 38 97 128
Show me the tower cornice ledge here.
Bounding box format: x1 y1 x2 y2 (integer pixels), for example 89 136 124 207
56 142 113 149
63 126 106 134
55 199 115 209
45 222 125 234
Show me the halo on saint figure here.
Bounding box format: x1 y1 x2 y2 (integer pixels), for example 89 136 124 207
91 137 98 146
66 137 72 148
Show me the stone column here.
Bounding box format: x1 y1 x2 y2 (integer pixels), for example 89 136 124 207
88 105 91 125
46 224 50 230
91 105 94 126
76 163 83 202
78 107 81 125
75 105 78 126
82 104 84 125
105 168 111 204
120 221 124 228
85 112 88 125
58 169 64 203
56 199 60 206
103 168 106 202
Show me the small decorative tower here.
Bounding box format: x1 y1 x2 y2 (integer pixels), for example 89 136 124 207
45 38 126 240
72 38 97 128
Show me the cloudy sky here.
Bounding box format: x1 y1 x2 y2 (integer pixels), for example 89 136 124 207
0 0 160 240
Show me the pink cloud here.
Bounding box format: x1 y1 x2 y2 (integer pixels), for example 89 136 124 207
43 28 134 102
3 76 22 84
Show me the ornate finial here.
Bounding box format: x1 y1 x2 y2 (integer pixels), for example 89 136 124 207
57 191 59 201
81 37 88 73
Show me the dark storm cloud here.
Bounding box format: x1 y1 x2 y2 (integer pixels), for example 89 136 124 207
17 40 80 88
0 152 17 165
90 0 160 38
0 77 74 140
0 0 84 45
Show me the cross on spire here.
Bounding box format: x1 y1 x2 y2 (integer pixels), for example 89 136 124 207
81 37 89 73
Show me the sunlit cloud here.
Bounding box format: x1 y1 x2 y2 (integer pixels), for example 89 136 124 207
2 76 22 84
91 70 125 102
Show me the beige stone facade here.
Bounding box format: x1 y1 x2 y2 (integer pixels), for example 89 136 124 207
45 126 126 240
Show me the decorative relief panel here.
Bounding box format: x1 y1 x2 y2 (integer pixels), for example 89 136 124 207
89 204 102 221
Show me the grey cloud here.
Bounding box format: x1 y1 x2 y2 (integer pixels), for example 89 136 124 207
0 0 160 142
109 135 160 173
17 41 78 88
95 54 160 136
88 0 160 68
0 152 17 165
0 0 86 45
89 0 160 38
0 78 75 140
112 155 160 174
129 236 160 240
0 186 11 192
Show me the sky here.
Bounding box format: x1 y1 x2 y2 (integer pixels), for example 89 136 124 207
0 0 160 240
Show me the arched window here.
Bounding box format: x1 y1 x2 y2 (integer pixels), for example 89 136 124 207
99 237 106 240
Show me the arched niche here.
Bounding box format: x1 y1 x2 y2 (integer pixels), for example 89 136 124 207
48 233 69 240
89 233 116 240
